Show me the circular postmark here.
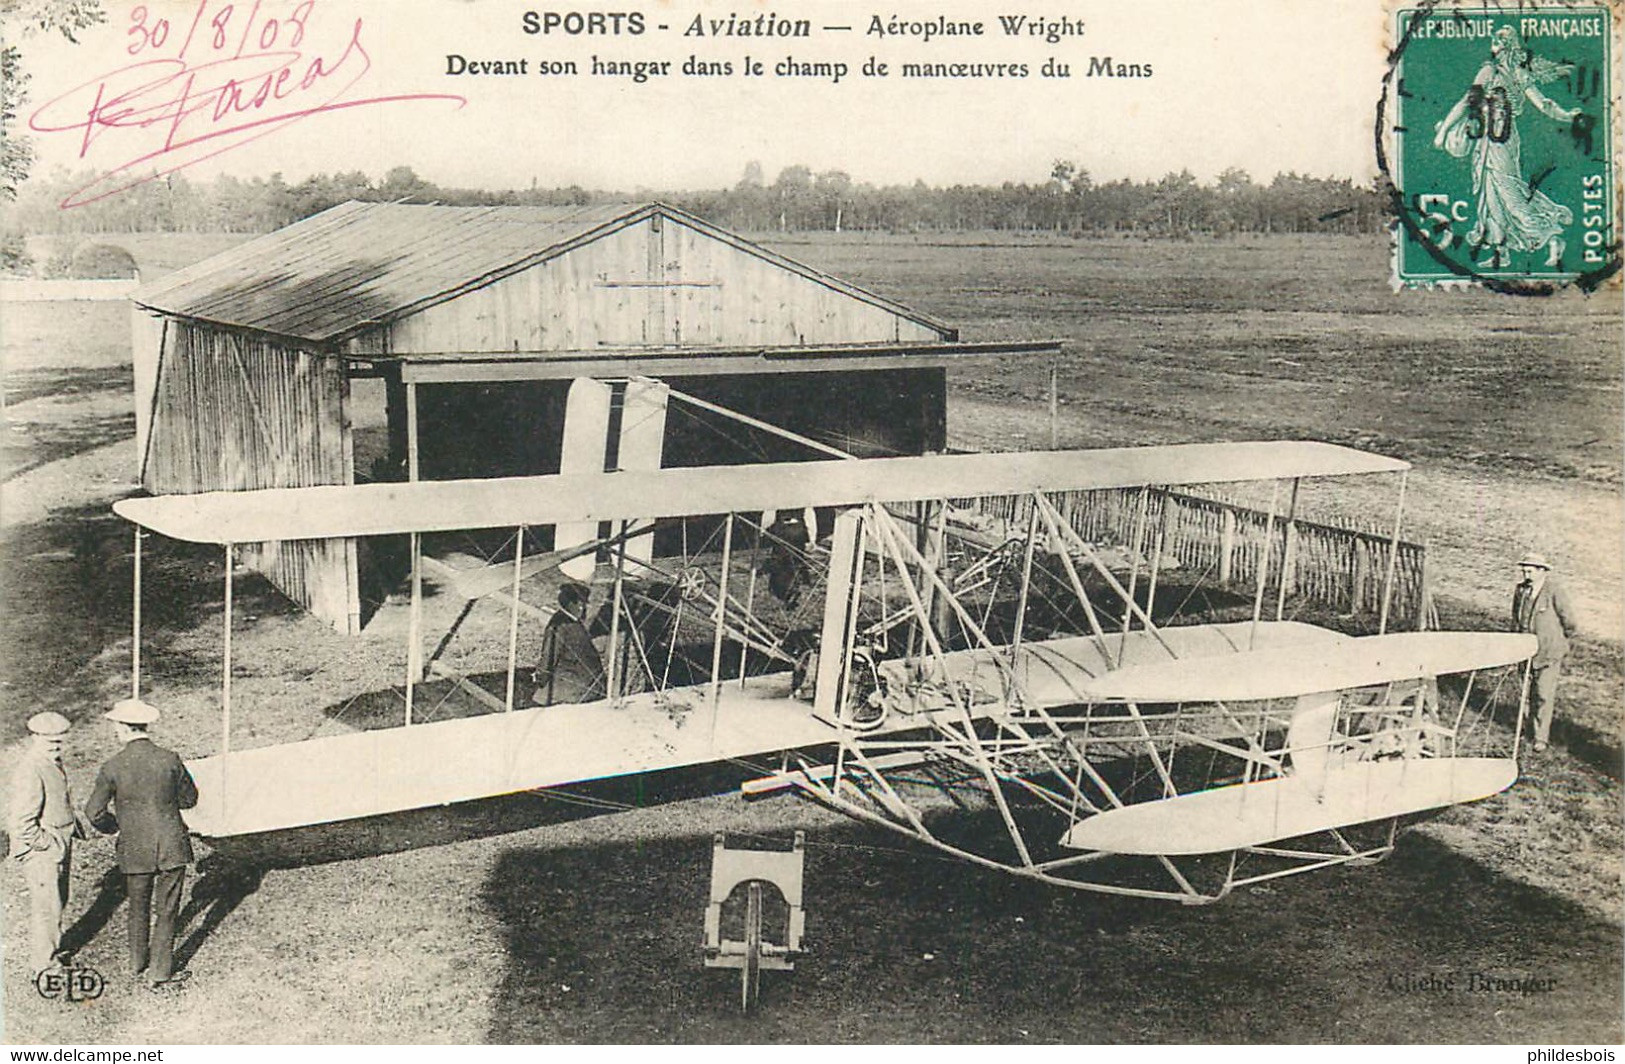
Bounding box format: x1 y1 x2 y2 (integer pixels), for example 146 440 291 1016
1377 0 1621 293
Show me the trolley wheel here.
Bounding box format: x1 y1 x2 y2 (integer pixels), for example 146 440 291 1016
741 880 763 1012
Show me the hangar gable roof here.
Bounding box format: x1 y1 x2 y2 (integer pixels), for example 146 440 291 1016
132 201 952 346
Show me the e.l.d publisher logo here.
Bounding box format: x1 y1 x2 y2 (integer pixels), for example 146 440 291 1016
34 963 105 1002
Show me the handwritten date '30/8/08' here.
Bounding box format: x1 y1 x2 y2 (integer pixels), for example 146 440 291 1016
28 0 465 209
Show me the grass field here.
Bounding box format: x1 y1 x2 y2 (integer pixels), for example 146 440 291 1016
0 230 1619 1044
774 232 1622 484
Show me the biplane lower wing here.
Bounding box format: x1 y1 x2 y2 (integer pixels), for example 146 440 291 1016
181 621 1347 837
183 675 833 837
1058 757 1518 855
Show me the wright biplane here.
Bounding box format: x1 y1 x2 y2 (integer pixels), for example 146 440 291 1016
111 405 1538 919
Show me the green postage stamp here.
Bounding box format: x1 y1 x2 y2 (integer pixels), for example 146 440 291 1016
1387 1 1619 289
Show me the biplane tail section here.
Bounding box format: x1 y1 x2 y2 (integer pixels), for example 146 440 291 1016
1285 691 1340 784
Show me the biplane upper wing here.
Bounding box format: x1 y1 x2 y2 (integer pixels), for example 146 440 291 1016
112 441 1407 543
1074 631 1538 704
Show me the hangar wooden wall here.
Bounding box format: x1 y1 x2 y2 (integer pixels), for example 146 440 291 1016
139 320 360 631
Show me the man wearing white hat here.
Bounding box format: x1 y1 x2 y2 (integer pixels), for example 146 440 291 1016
1511 552 1575 754
84 699 198 990
8 711 90 979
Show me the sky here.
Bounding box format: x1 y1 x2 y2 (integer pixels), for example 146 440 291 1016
14 0 1391 198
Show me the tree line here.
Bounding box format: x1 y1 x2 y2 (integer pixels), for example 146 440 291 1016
3 160 1385 245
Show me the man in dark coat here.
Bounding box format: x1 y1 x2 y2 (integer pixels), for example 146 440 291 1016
84 699 198 990
532 583 607 706
765 510 812 608
1511 552 1575 753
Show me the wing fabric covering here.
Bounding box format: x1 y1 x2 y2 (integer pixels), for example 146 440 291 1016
1077 632 1538 703
1059 758 1518 855
113 442 1408 544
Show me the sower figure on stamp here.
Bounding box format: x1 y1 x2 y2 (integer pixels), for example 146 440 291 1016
7 712 91 981
1511 552 1575 754
1432 26 1580 270
84 699 199 991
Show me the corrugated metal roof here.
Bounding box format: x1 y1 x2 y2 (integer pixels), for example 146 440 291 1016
132 202 953 346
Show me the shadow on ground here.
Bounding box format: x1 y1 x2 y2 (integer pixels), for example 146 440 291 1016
0 505 295 738
55 857 268 981
475 818 1623 1044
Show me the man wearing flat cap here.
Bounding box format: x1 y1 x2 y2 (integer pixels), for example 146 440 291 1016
1511 552 1575 754
8 711 91 979
85 699 198 990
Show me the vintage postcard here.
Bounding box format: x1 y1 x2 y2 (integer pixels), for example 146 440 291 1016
1 0 1620 1048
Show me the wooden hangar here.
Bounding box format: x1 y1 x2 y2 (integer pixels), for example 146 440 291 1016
129 201 1060 633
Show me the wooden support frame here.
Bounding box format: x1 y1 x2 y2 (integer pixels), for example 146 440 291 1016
1249 479 1281 649
1378 470 1409 634
607 520 630 703
406 531 422 726
707 514 735 721
394 340 1064 385
504 527 525 712
222 543 234 755
132 528 143 699
220 541 234 832
1275 478 1302 621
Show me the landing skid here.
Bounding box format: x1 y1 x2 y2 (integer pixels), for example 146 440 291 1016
782 756 1403 904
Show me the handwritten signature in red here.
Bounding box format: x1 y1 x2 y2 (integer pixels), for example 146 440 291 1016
30 1 465 208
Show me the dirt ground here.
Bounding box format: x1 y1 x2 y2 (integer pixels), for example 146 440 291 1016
0 233 1620 1044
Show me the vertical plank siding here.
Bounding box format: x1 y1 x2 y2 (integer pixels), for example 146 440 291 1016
144 321 358 632
130 308 166 474
388 217 947 355
957 487 1430 631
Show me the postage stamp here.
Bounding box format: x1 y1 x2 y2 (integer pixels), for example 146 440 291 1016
1384 0 1619 290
